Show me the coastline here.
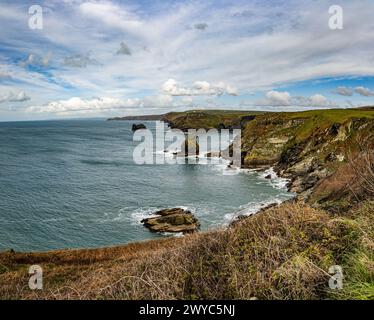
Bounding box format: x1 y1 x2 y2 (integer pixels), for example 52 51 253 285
4 106 374 253
1 107 373 300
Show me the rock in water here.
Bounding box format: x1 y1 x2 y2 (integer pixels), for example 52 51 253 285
178 136 199 157
141 208 199 233
132 123 146 131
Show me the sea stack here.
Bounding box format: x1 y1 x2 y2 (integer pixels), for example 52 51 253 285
141 208 200 233
132 123 147 131
178 136 200 157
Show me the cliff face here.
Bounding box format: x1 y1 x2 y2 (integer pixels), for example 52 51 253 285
241 109 374 201
109 107 374 206
161 108 374 204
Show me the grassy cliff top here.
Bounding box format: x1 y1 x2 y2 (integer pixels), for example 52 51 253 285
159 107 374 137
108 107 374 133
161 109 264 130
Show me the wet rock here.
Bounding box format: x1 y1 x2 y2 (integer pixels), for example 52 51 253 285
178 137 199 157
132 123 146 131
141 208 200 233
217 123 226 130
229 214 249 227
206 151 221 158
328 123 341 136
229 203 279 227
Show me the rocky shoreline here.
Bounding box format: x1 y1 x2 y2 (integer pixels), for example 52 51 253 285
114 107 374 229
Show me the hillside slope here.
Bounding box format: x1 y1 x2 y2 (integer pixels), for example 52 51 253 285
241 109 374 198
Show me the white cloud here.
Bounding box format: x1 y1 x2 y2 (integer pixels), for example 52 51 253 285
194 23 208 31
0 91 30 103
64 53 98 68
0 70 12 80
161 79 238 96
309 94 328 106
3 0 374 119
26 94 174 115
142 94 173 107
264 90 291 106
333 86 374 97
19 53 52 68
354 86 374 97
79 2 143 36
255 91 336 108
333 86 354 97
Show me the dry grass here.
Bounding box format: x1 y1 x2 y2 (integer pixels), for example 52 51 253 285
0 202 359 300
310 136 374 213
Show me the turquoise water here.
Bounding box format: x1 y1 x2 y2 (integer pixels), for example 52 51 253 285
0 120 292 252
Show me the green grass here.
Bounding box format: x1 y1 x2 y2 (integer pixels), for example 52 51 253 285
162 109 264 130
329 202 374 300
337 250 374 300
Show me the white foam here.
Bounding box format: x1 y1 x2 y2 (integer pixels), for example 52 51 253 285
154 149 180 159
129 205 193 224
129 206 160 224
258 167 290 190
160 232 184 238
223 197 285 225
207 157 242 175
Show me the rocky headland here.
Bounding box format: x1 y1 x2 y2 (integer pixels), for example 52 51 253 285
162 107 374 208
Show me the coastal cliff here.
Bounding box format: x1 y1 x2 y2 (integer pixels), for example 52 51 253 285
1 107 373 300
240 109 374 200
163 108 374 207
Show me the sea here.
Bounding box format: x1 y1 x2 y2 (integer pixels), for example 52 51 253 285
0 119 293 252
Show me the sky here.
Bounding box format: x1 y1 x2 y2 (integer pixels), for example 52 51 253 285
1 0 374 121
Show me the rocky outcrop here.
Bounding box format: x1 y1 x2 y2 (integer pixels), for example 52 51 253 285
240 115 256 129
206 151 221 158
239 110 374 199
141 208 200 233
132 123 147 131
178 137 200 157
121 108 374 201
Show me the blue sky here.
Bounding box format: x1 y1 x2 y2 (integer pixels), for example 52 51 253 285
1 0 374 121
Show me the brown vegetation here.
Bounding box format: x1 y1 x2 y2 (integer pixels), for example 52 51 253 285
310 137 374 213
1 199 371 300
